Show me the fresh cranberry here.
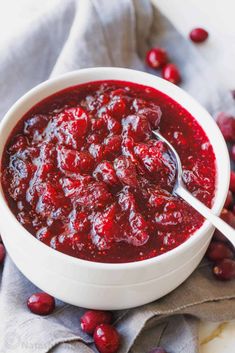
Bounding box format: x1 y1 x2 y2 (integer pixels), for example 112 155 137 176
213 259 235 281
216 112 235 142
162 64 181 85
231 145 235 161
221 209 235 228
224 190 233 209
148 348 168 353
93 324 120 353
213 209 235 243
27 292 55 315
189 28 208 43
80 310 112 334
0 243 6 264
146 48 168 69
92 204 119 248
229 171 235 192
206 241 234 262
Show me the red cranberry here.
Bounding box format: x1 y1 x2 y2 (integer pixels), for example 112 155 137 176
114 156 138 188
206 241 234 262
0 243 6 264
27 292 55 315
93 161 119 186
231 145 235 161
148 348 168 353
221 208 235 228
216 112 235 142
162 64 181 85
229 171 235 192
189 28 209 43
80 310 112 334
224 190 233 209
93 324 120 353
213 209 235 243
146 48 168 69
213 259 235 281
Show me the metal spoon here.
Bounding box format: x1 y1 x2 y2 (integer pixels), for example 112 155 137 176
152 130 235 246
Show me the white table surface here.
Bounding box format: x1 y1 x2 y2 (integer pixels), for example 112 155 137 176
152 1 235 352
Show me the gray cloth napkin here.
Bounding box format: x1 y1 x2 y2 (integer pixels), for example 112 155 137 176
0 1 235 353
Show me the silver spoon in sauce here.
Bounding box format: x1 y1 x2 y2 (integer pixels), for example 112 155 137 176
152 130 235 246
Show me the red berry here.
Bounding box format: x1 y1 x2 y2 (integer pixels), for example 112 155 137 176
213 259 235 281
189 28 208 43
93 161 119 187
231 145 235 161
221 208 235 228
206 241 234 262
0 243 6 264
94 324 120 353
114 156 138 188
224 190 233 209
213 209 235 243
229 171 235 192
27 292 55 315
80 310 112 334
216 112 235 142
162 64 181 85
146 48 168 69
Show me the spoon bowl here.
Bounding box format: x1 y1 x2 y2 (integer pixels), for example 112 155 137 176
152 130 235 246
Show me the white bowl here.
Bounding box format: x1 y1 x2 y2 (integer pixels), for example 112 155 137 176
0 68 230 310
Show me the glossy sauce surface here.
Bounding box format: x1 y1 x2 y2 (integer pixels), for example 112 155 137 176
1 81 216 263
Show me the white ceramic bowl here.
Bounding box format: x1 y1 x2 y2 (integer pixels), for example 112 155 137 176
0 68 230 310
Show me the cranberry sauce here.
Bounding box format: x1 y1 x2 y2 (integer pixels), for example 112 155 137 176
1 81 216 263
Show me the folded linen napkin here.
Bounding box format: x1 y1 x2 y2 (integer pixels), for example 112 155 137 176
0 1 235 353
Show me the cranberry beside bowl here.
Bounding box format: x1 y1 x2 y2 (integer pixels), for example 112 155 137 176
0 68 230 309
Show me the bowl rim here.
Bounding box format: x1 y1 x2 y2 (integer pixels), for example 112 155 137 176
0 67 230 270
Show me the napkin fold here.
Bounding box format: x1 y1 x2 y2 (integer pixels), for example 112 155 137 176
0 1 235 353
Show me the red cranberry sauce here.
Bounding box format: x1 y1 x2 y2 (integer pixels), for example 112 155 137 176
1 81 216 263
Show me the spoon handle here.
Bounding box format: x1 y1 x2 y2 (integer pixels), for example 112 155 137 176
176 185 235 247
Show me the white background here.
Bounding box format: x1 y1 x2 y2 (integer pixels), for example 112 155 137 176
153 0 235 90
